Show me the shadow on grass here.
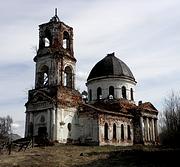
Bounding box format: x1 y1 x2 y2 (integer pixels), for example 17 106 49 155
74 148 180 167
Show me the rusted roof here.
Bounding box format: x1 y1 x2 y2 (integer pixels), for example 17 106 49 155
138 102 158 113
93 99 136 112
80 99 158 117
80 103 133 118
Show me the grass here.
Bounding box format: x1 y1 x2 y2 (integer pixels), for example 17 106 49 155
0 144 179 167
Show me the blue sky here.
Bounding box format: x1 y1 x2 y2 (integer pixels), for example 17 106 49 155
1 0 180 137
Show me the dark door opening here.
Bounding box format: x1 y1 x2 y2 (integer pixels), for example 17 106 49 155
38 127 47 138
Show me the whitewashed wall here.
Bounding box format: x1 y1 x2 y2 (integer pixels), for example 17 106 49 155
87 77 136 102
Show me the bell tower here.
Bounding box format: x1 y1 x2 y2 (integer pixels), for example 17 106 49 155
34 9 76 89
25 11 82 141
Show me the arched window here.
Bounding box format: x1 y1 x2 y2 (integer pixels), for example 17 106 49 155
63 31 70 49
44 37 50 47
64 66 73 88
97 87 102 99
113 123 117 140
130 88 134 101
38 65 49 87
67 123 72 131
104 123 108 140
89 89 92 101
121 124 124 140
39 29 52 48
122 86 127 99
127 125 131 140
109 86 114 98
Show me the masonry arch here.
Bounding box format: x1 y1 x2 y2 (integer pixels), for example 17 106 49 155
38 65 49 87
39 29 52 48
127 125 131 140
122 86 127 99
64 66 73 88
63 31 70 49
109 86 114 98
113 123 117 140
97 87 102 100
104 123 108 141
121 124 124 140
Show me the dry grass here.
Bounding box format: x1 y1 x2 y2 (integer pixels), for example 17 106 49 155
0 144 179 167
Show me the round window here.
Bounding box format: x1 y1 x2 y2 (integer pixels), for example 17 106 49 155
40 115 45 123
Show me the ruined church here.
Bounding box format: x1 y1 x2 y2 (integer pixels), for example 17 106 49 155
25 13 159 146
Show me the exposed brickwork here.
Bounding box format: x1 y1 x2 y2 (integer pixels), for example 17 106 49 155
57 86 82 107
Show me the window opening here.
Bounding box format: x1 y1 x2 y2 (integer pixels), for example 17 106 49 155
104 123 108 140
38 65 49 87
127 125 131 140
130 88 134 101
122 86 127 99
109 86 114 98
67 123 72 131
97 87 102 100
45 37 50 47
121 124 124 140
63 31 70 49
89 89 92 101
64 66 73 88
113 123 117 140
43 72 48 86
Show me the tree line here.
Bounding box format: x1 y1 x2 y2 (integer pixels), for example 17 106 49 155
159 91 180 147
0 115 13 142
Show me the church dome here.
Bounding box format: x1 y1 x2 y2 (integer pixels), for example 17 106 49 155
87 53 136 82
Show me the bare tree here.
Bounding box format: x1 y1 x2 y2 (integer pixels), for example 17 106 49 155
160 91 180 147
0 116 13 141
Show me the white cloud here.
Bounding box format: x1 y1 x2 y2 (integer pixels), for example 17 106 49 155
12 123 20 128
11 121 25 137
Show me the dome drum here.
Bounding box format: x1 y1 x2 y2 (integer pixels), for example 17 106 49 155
86 53 136 103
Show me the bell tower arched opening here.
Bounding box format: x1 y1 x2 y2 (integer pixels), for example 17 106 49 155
37 65 49 87
63 31 70 49
64 66 73 88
